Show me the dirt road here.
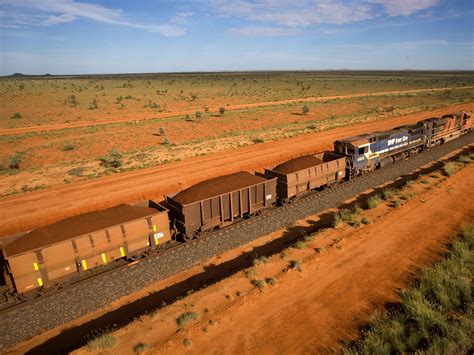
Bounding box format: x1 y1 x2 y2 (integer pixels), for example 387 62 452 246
0 103 472 237
1 86 471 136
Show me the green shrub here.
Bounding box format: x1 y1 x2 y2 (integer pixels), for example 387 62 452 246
244 268 258 278
332 213 342 228
219 106 226 116
393 200 401 208
367 194 383 209
252 137 264 144
9 152 23 169
266 277 277 286
382 188 398 200
100 148 122 168
251 279 266 292
293 240 307 249
133 342 151 354
361 217 370 225
11 112 22 119
86 331 117 351
289 260 302 271
302 104 310 114
176 312 199 327
442 161 460 176
62 143 76 151
195 111 202 119
456 155 471 164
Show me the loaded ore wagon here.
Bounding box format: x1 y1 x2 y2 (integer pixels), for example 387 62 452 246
263 152 346 204
2 201 171 294
166 171 277 240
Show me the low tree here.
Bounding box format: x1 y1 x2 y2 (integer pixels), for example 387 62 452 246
159 127 165 136
9 152 23 169
195 111 202 119
101 148 122 168
302 104 310 115
219 107 226 116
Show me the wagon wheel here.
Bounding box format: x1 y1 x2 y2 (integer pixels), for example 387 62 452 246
183 233 194 242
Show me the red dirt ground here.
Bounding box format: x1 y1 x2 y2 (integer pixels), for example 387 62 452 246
0 103 472 238
0 86 471 135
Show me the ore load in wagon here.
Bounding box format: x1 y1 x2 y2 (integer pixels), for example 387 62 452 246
264 152 346 202
166 171 277 240
2 201 171 294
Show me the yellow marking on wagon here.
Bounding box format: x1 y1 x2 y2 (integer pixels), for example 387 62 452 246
120 246 125 257
153 224 157 232
33 262 39 271
101 253 107 264
82 260 88 270
154 235 159 245
37 278 43 287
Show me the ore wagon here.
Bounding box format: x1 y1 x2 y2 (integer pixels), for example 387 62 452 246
165 171 277 240
263 152 346 204
2 200 171 294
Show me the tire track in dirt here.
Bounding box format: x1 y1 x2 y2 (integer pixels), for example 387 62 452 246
1 86 472 135
0 103 472 238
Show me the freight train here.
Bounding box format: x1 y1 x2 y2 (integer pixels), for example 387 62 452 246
1 111 471 299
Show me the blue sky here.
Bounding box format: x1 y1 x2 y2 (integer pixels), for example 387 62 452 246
0 0 473 75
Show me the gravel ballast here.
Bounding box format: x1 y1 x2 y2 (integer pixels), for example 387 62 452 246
0 133 472 351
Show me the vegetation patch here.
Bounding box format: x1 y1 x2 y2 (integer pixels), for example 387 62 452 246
86 331 117 351
133 342 151 354
176 312 199 327
366 194 383 209
345 223 474 354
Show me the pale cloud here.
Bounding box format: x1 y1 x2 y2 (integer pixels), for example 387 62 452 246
211 0 440 34
0 0 190 37
229 26 302 36
41 13 76 26
367 0 439 17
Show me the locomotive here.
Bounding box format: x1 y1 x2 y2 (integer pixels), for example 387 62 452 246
0 111 471 299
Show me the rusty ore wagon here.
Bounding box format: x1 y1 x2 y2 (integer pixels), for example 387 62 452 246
263 152 346 204
2 200 171 294
166 171 277 240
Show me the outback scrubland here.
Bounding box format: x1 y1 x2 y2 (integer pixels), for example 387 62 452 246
0 71 473 198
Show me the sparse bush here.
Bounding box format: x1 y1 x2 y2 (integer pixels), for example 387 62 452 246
133 342 151 354
195 111 202 119
419 179 429 184
332 213 342 228
66 94 78 106
9 152 23 169
405 180 414 187
100 147 123 168
367 194 382 209
86 331 117 351
289 260 302 271
252 137 264 144
382 188 398 200
306 124 318 130
361 217 370 225
293 240 307 249
176 312 199 327
89 98 98 110
10 112 22 119
315 247 323 253
251 279 266 292
183 338 192 347
266 277 277 286
191 93 197 101
244 268 258 278
158 127 165 136
204 106 209 113
62 143 76 151
162 139 170 146
67 167 85 177
219 106 226 116
252 256 268 266
442 161 460 176
393 200 401 208
302 104 310 114
457 154 471 164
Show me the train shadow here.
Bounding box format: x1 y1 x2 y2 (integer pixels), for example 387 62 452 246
27 147 472 354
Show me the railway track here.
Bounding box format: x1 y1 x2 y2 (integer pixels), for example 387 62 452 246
0 133 473 351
